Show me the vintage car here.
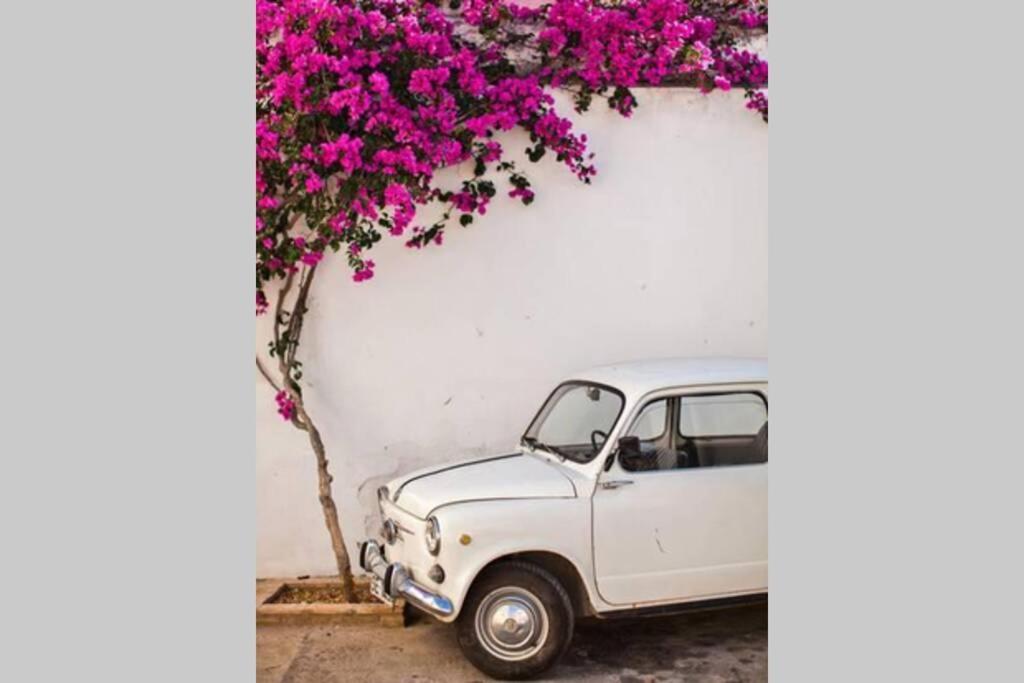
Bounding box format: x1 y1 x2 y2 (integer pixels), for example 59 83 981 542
359 357 767 679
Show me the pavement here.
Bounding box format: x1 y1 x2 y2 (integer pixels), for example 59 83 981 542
257 603 767 682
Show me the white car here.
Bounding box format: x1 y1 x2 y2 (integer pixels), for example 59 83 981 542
359 357 768 680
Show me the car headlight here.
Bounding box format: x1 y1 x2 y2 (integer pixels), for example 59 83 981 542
425 516 441 555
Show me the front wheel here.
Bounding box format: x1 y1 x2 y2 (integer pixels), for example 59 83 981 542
456 561 574 680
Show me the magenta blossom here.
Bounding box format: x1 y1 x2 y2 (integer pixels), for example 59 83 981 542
274 390 296 420
256 0 768 297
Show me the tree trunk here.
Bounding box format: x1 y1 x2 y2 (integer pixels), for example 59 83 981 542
297 401 357 603
261 263 358 603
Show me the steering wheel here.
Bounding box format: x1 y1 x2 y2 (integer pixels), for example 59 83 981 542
590 429 609 453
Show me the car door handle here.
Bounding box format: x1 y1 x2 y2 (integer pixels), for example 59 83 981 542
600 480 634 490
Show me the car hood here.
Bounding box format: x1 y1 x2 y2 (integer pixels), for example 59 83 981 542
387 452 577 518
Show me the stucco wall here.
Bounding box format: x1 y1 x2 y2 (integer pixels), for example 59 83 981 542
256 87 767 578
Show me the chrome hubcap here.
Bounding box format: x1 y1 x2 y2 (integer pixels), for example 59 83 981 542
475 587 548 661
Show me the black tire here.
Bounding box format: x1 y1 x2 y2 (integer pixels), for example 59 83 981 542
456 560 575 680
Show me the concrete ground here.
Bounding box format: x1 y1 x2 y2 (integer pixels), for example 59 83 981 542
257 603 767 682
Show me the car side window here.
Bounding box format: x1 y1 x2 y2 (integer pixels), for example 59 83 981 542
620 392 767 472
679 393 767 467
626 399 667 441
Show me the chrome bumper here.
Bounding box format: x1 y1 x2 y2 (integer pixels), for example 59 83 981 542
358 539 454 618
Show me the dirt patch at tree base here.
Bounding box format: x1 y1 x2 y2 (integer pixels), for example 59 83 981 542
267 582 374 605
257 578 405 627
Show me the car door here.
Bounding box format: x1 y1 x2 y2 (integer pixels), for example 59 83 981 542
591 385 768 606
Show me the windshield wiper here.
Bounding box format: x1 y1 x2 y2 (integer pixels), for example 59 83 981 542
522 436 567 462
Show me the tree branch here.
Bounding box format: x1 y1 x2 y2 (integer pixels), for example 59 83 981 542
257 355 309 430
285 264 318 369
273 269 296 354
256 356 281 393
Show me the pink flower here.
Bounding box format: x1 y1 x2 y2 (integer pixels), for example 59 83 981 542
329 212 351 235
739 12 766 29
391 204 415 235
319 134 364 173
275 390 296 421
384 183 411 208
452 191 477 213
481 141 502 162
352 260 376 282
369 72 389 93
408 67 450 97
305 174 324 194
256 0 767 311
509 186 535 204
538 28 567 55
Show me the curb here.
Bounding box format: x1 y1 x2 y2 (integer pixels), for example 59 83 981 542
257 577 405 627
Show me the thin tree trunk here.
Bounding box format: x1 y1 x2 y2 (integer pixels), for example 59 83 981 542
296 401 357 603
260 263 357 603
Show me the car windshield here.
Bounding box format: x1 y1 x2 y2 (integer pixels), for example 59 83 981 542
522 382 625 463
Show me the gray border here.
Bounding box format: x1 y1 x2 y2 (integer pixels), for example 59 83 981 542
772 1 1023 680
3 1 254 681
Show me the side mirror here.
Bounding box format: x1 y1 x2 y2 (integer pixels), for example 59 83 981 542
616 436 644 469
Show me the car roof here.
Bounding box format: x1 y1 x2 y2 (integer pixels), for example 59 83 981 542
567 357 767 397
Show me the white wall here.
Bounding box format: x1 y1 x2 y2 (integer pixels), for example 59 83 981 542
256 87 767 578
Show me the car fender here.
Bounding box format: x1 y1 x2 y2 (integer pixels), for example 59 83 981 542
429 496 599 622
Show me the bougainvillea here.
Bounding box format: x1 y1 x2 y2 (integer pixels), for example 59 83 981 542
274 389 297 420
257 0 767 309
